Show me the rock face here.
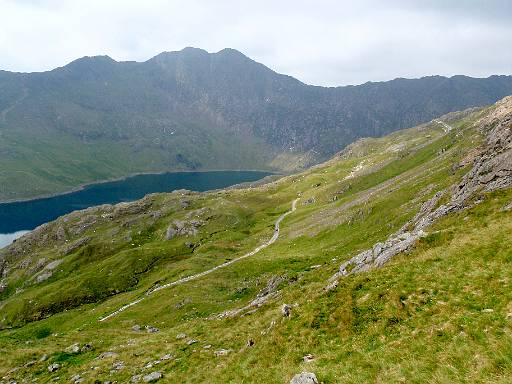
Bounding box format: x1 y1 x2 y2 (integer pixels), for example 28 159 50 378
328 96 512 285
290 372 319 384
165 219 203 240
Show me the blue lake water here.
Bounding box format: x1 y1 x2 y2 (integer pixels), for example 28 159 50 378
0 170 271 246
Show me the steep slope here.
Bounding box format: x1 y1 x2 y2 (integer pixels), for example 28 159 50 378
0 97 511 383
1 47 512 201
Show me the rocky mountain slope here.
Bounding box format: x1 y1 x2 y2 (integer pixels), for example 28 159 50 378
1 47 512 201
0 97 511 383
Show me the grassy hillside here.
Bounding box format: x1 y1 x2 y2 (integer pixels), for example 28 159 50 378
0 97 510 383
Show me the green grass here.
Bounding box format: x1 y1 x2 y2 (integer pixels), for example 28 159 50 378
0 104 510 383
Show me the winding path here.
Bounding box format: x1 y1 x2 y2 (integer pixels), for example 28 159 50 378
433 119 453 133
99 198 299 322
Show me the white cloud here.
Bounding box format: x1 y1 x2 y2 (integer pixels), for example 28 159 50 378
0 0 510 85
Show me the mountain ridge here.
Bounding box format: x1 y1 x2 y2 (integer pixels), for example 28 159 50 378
4 47 511 87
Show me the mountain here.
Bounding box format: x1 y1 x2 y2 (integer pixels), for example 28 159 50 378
1 47 512 201
0 96 511 382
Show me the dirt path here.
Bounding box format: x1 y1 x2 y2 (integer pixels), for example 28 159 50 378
433 119 453 133
99 198 299 322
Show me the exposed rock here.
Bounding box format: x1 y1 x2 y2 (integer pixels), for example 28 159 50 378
55 226 66 241
334 230 427 278
214 349 231 357
70 215 97 235
174 297 192 309
65 343 80 354
165 219 204 240
290 372 319 384
61 237 91 256
215 275 286 319
145 325 159 333
281 304 292 317
160 354 173 360
502 201 512 211
328 102 512 285
112 361 125 370
122 216 145 228
47 363 60 372
23 360 37 368
303 197 316 205
176 333 187 339
132 324 142 332
70 374 84 383
187 339 198 345
98 351 118 359
36 270 53 283
113 198 153 217
80 343 94 352
143 371 162 382
303 354 315 362
45 259 63 270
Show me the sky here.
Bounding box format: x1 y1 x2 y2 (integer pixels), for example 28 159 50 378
0 0 511 86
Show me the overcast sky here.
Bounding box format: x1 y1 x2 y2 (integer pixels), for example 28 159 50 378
0 0 511 86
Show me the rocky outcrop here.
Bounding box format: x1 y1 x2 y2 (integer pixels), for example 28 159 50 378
61 237 91 256
165 219 204 240
328 97 512 286
215 275 286 319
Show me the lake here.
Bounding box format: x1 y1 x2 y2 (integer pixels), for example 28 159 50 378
0 170 271 248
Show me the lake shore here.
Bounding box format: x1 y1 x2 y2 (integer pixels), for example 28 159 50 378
0 168 278 205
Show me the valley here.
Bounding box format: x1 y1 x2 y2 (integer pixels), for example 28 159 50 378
1 48 512 201
0 96 510 383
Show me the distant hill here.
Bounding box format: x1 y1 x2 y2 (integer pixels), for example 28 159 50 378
0 47 511 201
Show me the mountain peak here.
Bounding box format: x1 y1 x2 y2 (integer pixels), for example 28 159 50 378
215 48 247 57
69 55 117 65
